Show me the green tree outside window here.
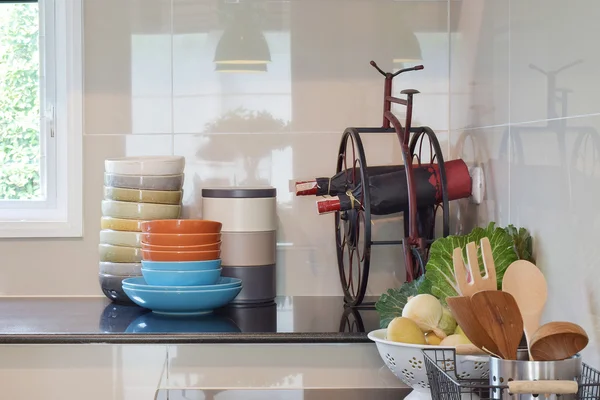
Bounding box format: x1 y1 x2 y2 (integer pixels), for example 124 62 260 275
0 3 41 200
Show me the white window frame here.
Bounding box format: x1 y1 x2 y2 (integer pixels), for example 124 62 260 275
0 0 82 238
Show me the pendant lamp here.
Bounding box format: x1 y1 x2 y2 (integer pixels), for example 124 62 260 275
214 17 271 66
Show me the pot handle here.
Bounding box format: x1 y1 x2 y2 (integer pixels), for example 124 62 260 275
508 380 578 395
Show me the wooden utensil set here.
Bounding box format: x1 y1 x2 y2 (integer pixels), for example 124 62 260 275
446 238 588 361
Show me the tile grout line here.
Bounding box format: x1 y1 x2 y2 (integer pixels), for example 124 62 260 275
508 0 511 226
447 0 452 157
170 0 175 155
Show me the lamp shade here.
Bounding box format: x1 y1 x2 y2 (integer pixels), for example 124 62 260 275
214 23 271 65
393 30 422 63
215 63 268 73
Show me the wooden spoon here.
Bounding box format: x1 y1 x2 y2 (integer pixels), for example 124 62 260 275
471 290 524 360
447 296 502 357
529 321 589 361
502 260 548 360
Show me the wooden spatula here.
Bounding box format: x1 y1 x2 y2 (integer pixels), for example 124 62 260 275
453 238 497 297
529 321 589 361
471 290 524 360
502 260 548 359
446 296 502 357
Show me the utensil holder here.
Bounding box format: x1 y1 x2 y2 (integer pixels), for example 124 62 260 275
490 350 582 400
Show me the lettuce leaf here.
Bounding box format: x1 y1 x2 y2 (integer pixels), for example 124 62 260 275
424 222 518 303
376 276 426 329
505 224 535 263
376 222 527 328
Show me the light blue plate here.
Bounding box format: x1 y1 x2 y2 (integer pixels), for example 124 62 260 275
141 267 221 286
125 313 241 333
141 259 221 271
122 276 242 291
123 284 243 315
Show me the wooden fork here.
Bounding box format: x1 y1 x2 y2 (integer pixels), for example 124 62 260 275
453 237 497 297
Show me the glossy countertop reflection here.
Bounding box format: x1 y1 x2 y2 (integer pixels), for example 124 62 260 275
0 296 382 344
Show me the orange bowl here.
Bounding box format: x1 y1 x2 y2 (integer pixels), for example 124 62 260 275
141 241 221 252
141 232 221 246
142 249 221 262
141 219 222 234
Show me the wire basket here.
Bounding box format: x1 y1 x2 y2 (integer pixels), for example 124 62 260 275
423 348 600 400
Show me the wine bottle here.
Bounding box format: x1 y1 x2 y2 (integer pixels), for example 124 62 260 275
296 165 405 196
316 159 472 215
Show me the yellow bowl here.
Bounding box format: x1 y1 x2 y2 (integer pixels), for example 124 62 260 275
101 200 181 220
101 217 147 232
103 186 183 205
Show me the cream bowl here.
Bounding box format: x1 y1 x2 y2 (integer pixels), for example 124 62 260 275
100 229 142 248
105 156 185 176
99 244 143 263
104 173 184 191
99 262 142 276
101 200 181 220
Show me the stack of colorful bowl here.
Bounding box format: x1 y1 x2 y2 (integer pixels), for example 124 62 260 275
121 220 243 315
99 156 185 304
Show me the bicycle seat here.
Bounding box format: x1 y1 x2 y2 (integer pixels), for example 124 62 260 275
401 89 420 95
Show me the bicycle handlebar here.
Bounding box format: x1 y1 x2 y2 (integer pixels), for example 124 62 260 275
370 60 424 78
529 59 583 76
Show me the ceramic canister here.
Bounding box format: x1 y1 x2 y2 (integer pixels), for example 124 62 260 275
202 187 277 303
201 187 277 232
221 265 276 304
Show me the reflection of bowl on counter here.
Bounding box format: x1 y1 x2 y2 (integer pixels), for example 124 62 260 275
125 312 240 333
217 301 277 332
99 302 150 333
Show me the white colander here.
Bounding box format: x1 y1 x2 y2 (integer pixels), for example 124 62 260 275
368 329 490 400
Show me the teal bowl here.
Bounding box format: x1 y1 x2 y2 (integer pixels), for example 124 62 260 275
122 280 243 315
123 276 242 291
141 267 221 286
141 259 221 271
125 313 241 333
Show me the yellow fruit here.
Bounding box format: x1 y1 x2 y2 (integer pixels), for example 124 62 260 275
425 332 443 345
440 334 472 346
455 325 466 336
387 317 427 345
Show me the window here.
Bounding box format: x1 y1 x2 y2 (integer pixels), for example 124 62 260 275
0 0 82 238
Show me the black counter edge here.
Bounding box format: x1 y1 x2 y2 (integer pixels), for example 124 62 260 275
0 332 374 344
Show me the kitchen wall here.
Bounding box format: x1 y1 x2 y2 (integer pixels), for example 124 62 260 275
450 0 600 363
0 0 452 296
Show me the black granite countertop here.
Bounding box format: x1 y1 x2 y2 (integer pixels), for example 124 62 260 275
0 296 382 344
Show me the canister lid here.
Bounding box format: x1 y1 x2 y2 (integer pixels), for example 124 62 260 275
202 186 277 199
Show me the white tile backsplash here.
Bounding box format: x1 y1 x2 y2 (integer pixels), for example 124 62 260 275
451 0 600 364
0 0 452 296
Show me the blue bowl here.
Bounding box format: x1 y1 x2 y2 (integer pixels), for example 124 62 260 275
122 284 243 315
125 313 241 333
122 276 242 291
141 259 222 271
141 267 221 286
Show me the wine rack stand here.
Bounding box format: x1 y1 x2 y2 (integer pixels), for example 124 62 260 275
335 61 450 307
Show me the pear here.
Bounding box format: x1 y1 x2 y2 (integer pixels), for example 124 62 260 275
387 317 427 345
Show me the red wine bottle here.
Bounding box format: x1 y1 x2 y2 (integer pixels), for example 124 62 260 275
316 159 472 215
296 165 406 196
